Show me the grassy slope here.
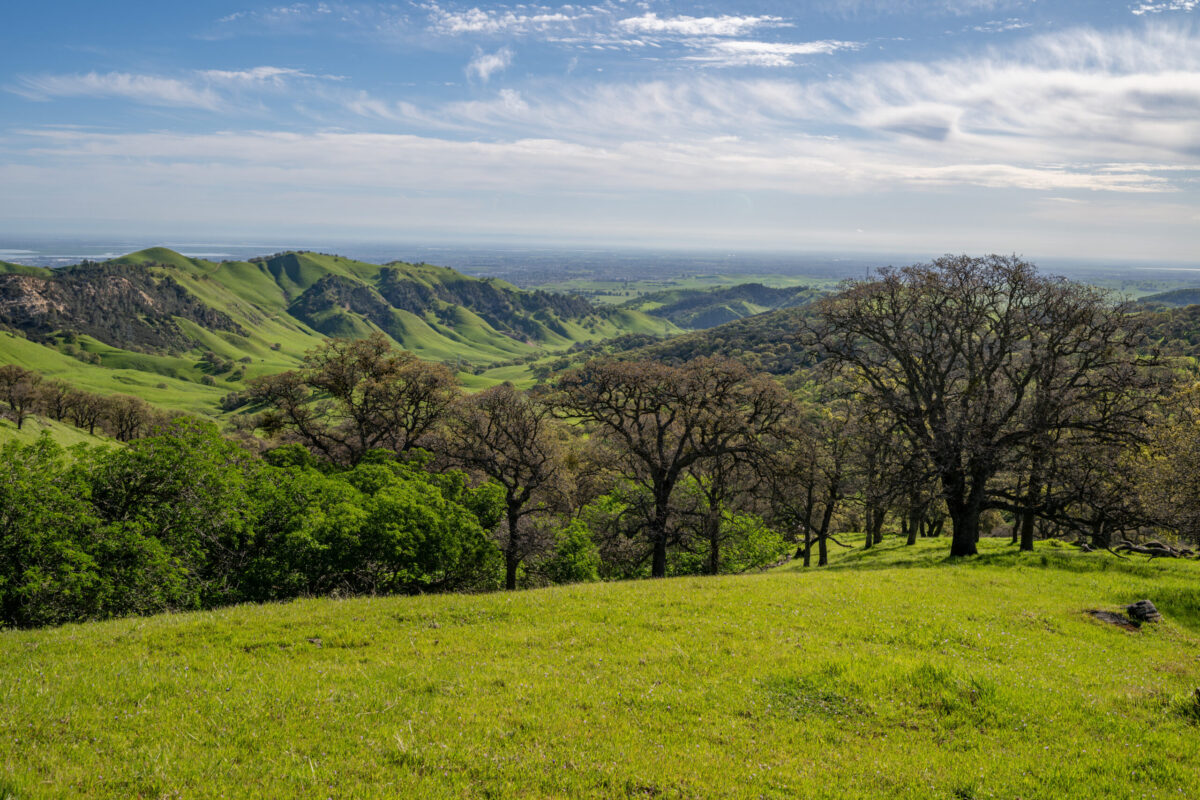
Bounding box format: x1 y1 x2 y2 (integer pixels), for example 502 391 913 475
0 415 107 447
0 250 676 423
0 331 229 414
0 261 53 277
3 537 1199 799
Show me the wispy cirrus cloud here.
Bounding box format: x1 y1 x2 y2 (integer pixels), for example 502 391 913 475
11 72 224 110
683 39 861 68
331 25 1200 192
10 66 340 111
617 13 790 37
199 66 328 84
217 3 335 27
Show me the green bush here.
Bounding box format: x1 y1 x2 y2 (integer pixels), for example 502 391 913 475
541 519 601 585
0 423 507 628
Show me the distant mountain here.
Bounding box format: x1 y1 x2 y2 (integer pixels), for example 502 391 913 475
632 282 824 329
1137 287 1200 309
0 248 676 417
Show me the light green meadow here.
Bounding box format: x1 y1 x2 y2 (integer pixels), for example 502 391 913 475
1 537 1198 799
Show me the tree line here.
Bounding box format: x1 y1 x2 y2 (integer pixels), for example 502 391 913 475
0 365 162 441
3 254 1198 628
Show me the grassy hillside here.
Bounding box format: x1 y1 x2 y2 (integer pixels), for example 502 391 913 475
0 415 107 448
0 249 678 425
3 537 1198 798
0 260 53 277
629 282 825 329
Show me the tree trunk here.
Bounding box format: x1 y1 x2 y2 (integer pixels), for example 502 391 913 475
651 536 668 578
863 508 874 550
947 498 981 556
816 501 836 567
952 510 980 554
944 466 987 556
504 507 522 590
1019 462 1043 552
505 550 519 591
1018 511 1036 552
707 512 721 575
906 511 919 546
873 514 885 544
802 526 812 568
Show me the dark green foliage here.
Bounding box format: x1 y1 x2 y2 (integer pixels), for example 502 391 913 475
567 307 819 375
0 424 505 628
539 519 601 584
1138 303 1200 360
0 437 102 627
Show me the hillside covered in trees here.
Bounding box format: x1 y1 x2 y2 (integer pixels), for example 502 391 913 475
5 254 1200 630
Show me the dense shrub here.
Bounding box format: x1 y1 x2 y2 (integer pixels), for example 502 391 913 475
0 423 505 628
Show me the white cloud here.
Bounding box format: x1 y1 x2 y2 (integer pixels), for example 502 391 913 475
11 72 223 110
617 13 788 37
327 25 1200 194
684 40 861 68
6 25 1199 258
425 3 579 35
5 126 1197 257
217 2 334 26
10 65 338 111
466 47 514 82
1131 1 1199 14
972 18 1031 32
199 66 325 85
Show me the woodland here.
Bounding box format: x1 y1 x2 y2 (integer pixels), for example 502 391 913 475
2 254 1198 628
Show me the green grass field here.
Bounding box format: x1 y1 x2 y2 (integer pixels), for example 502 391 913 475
2 536 1198 798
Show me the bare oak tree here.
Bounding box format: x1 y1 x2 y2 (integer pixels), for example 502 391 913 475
0 365 41 430
250 333 459 465
553 357 790 577
810 254 1160 556
445 384 571 590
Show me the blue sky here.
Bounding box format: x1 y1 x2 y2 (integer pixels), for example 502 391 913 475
2 1 1199 261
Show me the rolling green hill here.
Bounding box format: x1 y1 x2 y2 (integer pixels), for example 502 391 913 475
2 536 1198 798
0 249 677 419
1138 287 1200 308
630 282 824 329
560 305 818 377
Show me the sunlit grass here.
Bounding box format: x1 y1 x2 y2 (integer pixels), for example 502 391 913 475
2 536 1198 798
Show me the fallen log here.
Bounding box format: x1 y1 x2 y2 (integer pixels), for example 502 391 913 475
1112 541 1193 559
